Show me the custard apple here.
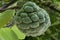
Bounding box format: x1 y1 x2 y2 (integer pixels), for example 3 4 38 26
14 2 51 37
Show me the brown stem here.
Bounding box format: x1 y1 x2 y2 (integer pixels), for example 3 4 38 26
0 0 17 12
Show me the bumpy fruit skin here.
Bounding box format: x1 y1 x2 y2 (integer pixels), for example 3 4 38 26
14 2 51 37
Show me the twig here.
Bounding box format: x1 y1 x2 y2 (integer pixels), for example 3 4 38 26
2 6 19 10
0 0 17 12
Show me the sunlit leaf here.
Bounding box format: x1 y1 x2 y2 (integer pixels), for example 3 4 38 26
11 25 26 39
0 28 19 40
0 10 15 28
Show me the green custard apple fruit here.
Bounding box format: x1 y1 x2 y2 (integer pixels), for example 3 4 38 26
14 2 51 37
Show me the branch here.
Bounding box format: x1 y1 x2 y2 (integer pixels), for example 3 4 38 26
0 0 17 12
2 6 19 10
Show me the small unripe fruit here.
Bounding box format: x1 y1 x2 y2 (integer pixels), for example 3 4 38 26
15 2 51 37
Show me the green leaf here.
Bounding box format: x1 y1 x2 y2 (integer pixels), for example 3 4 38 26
0 34 4 40
0 10 15 28
11 25 26 39
0 28 19 40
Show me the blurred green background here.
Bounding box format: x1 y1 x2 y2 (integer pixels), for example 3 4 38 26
0 0 60 40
